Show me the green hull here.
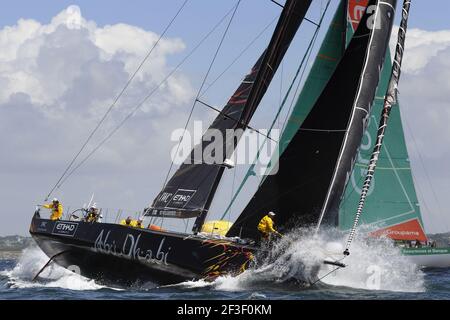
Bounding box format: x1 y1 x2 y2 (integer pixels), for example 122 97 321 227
401 247 450 267
401 247 450 256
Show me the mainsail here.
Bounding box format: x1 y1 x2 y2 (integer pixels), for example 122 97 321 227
147 0 313 233
227 0 397 240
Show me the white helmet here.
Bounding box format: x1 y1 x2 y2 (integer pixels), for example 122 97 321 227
268 211 276 217
53 198 59 202
91 203 97 209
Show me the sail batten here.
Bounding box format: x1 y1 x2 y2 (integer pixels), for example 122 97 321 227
147 0 313 231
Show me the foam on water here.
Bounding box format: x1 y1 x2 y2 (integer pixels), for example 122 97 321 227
181 227 425 293
317 228 425 292
1 245 107 291
3 228 426 294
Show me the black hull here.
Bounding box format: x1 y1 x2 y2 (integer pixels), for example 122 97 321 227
29 217 256 287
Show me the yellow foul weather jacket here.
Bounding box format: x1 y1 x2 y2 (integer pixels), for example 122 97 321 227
120 219 133 226
120 219 143 228
257 215 276 235
43 203 63 221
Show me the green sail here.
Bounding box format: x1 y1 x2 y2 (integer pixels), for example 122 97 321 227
339 5 426 237
338 50 425 233
269 0 426 236
225 1 426 239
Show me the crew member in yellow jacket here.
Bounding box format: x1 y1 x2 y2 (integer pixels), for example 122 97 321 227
42 198 63 221
257 211 281 240
134 217 144 229
120 216 144 228
120 216 133 226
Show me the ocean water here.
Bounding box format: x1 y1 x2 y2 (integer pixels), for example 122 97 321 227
1 229 449 300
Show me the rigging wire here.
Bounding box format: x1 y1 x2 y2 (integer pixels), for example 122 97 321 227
44 0 189 200
160 0 242 194
55 4 240 189
279 28 319 136
199 16 278 99
155 1 242 230
278 61 284 129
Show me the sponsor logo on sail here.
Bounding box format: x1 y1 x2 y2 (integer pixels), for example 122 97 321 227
348 0 370 30
166 189 196 208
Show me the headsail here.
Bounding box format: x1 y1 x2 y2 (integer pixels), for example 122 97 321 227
227 0 397 240
340 0 427 242
343 0 418 254
147 0 313 233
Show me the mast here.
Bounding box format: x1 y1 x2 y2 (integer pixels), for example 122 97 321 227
227 0 397 240
146 0 313 233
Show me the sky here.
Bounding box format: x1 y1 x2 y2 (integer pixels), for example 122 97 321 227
1 0 450 236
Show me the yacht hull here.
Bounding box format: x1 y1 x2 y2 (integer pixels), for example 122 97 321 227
402 247 450 268
29 216 256 286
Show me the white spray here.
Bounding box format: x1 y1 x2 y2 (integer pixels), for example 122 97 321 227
1 245 106 291
179 227 425 293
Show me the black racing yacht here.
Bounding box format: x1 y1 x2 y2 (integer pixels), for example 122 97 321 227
30 0 400 286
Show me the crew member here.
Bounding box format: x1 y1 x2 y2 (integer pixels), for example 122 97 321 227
257 211 281 241
134 217 144 229
86 203 99 222
42 198 63 221
120 216 133 226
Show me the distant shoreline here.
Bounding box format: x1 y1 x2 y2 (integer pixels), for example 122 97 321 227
0 250 22 260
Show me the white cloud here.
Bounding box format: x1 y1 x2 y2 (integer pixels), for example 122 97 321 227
0 6 197 235
396 27 450 233
0 5 190 110
392 27 450 73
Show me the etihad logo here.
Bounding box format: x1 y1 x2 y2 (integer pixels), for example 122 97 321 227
157 189 196 209
52 222 79 237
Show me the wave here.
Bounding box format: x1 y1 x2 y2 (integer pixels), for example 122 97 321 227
1 245 109 291
175 227 425 293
